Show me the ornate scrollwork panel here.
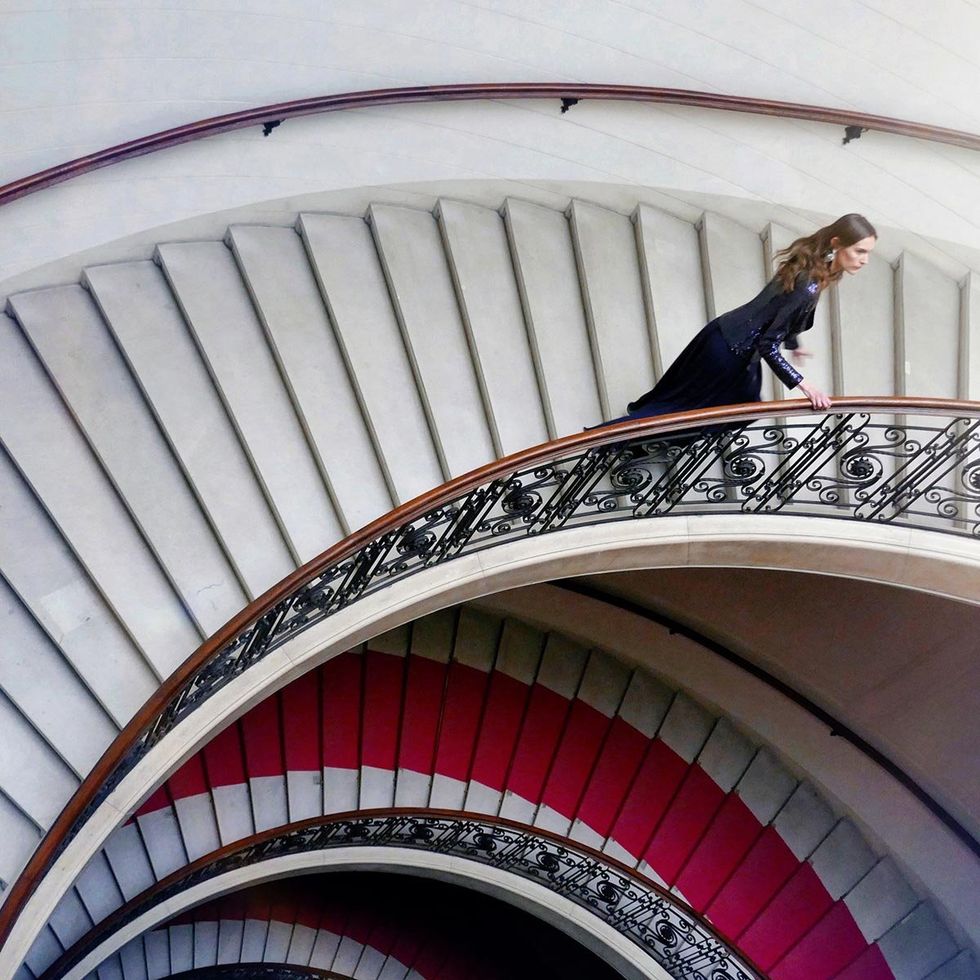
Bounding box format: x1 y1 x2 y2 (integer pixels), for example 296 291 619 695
53 814 760 980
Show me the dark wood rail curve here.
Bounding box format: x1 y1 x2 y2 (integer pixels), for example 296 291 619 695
2 396 979 956
39 809 763 980
1 82 978 208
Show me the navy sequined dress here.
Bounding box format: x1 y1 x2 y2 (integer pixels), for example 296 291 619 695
603 273 820 425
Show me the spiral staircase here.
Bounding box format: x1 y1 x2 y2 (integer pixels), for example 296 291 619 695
1 187 978 979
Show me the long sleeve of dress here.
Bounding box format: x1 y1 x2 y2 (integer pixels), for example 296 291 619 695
751 284 816 388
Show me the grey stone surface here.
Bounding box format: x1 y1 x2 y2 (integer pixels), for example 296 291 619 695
299 212 443 503
734 747 797 825
926 951 980 980
0 447 157 726
844 858 919 943
369 204 495 477
535 632 589 697
503 198 602 435
879 904 960 980
657 692 713 764
773 781 836 861
810 818 877 900
570 199 656 419
634 203 707 372
617 669 674 739
695 718 754 791
897 251 962 398
10 284 246 635
158 241 342 563
229 224 393 533
437 198 549 455
86 258 295 599
0 312 199 675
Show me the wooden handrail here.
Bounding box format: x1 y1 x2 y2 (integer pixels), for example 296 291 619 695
1 396 978 953
1 82 978 208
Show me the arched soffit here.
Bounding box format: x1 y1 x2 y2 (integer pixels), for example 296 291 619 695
4 498 980 977
501 570 980 842
54 815 698 980
96 872 628 980
26 606 975 980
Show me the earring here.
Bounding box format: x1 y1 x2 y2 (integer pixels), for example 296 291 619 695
825 248 837 264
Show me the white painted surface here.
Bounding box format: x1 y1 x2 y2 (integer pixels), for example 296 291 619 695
157 241 342 562
369 204 495 477
228 223 393 532
84 258 295 598
2 0 980 285
437 198 549 455
504 197 603 435
9 285 246 636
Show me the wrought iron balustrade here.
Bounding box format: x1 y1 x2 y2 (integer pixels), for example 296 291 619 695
132 406 980 762
43 812 761 980
2 398 978 954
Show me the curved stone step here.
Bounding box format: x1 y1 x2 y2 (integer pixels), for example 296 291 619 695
83 258 296 599
0 312 201 676
502 197 602 436
156 241 342 562
436 198 549 455
0 447 155 728
8 285 246 635
569 198 656 419
227 223 394 533
368 203 496 477
298 212 443 506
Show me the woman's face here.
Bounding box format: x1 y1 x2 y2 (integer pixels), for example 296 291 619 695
832 235 876 275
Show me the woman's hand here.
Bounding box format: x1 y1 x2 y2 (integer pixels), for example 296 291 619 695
798 381 832 410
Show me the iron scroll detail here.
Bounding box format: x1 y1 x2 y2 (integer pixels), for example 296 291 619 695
65 411 980 846
47 813 761 980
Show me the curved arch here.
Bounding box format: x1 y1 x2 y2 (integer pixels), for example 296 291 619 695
2 400 978 972
45 812 748 980
2 83 978 209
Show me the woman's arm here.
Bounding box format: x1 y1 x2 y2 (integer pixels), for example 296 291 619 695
756 284 830 407
797 379 832 409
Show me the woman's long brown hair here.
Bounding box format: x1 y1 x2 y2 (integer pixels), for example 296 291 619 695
774 213 877 292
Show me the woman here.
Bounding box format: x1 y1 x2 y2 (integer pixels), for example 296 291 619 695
601 213 877 425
